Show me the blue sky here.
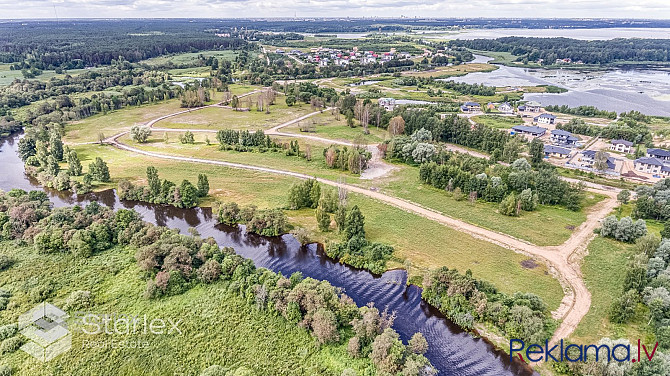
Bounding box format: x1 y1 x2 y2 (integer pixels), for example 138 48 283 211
3 0 670 19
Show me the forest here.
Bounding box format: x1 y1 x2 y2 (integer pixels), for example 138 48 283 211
449 37 670 65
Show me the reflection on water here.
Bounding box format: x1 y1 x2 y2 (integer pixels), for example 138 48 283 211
446 55 670 116
0 134 536 375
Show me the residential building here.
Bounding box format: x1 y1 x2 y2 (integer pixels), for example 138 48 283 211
460 102 481 113
544 144 570 158
550 129 579 147
579 150 616 170
646 148 670 162
534 113 556 125
378 98 396 111
498 102 514 114
524 101 542 113
610 139 634 154
634 157 665 175
511 125 547 137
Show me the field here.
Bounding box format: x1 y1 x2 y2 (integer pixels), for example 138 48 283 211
0 242 372 376
0 64 104 87
571 236 654 345
471 114 524 129
373 166 606 247
141 50 238 67
281 111 389 144
69 144 564 310
157 95 316 131
400 63 497 78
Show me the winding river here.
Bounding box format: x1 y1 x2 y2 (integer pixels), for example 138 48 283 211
0 134 536 375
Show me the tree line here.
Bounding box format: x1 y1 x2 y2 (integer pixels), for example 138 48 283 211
557 118 652 144
118 167 209 209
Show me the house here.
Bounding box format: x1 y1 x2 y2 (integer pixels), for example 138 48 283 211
487 102 497 111
398 52 412 59
646 148 670 162
544 144 571 158
498 102 514 114
517 105 526 112
378 98 396 111
524 101 542 113
534 113 556 125
460 102 481 113
550 129 579 147
610 139 634 154
579 150 616 170
511 125 547 137
634 157 665 175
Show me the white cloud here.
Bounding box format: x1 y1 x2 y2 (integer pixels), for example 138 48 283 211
2 0 670 18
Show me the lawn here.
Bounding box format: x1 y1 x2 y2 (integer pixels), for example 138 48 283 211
571 236 654 345
374 166 607 246
471 114 524 129
141 50 238 67
0 242 372 376
70 144 564 311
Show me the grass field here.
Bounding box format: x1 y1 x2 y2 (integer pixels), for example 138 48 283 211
69 144 564 310
0 242 372 376
373 166 606 246
571 236 654 345
0 64 104 87
141 50 238 67
157 96 316 131
400 63 497 78
471 114 524 129
281 111 389 144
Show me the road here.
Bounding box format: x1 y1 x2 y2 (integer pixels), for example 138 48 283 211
104 89 622 348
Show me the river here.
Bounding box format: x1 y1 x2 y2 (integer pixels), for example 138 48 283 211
446 55 670 116
0 134 535 376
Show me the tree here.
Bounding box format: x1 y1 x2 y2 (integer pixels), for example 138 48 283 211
179 180 198 208
316 205 330 232
147 166 161 197
197 174 209 197
370 328 405 374
88 157 110 182
180 131 195 144
67 150 82 176
518 189 538 211
499 193 519 216
231 95 239 110
529 138 544 165
593 150 609 173
285 95 296 107
502 137 523 163
344 205 365 241
130 125 152 143
335 205 347 233
49 131 64 161
311 308 339 345
617 190 631 205
408 332 428 355
389 116 405 136
46 155 59 176
663 222 670 239
609 289 638 323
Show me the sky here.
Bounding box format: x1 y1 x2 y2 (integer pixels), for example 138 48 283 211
2 0 670 19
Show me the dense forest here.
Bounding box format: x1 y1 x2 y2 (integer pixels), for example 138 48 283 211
449 37 670 65
0 20 248 69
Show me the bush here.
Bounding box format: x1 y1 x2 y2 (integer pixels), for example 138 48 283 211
0 365 11 376
0 255 12 271
0 324 17 341
200 365 226 376
0 336 22 354
29 281 56 303
64 290 93 311
198 260 222 284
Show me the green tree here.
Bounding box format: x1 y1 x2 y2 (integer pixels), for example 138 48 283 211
335 205 347 233
286 95 296 106
499 193 519 216
529 138 544 165
344 205 365 240
179 180 198 208
88 157 110 182
46 155 59 176
147 166 161 197
49 130 64 161
662 221 670 239
609 289 638 323
130 125 152 143
67 150 82 176
197 174 209 197
316 205 330 232
617 189 631 205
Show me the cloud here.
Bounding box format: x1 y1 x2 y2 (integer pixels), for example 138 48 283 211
2 0 669 18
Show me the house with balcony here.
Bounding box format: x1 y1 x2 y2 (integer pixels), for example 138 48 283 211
534 113 556 125
498 102 514 114
544 144 570 158
634 157 665 175
460 102 481 113
610 139 634 154
646 148 670 162
550 129 579 147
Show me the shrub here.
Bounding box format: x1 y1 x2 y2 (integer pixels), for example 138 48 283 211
289 228 311 245
0 324 17 341
198 260 222 284
0 255 13 271
0 365 11 376
200 365 226 376
29 281 56 303
64 290 93 311
0 336 22 354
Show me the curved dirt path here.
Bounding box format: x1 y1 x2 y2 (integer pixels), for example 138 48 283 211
105 89 622 347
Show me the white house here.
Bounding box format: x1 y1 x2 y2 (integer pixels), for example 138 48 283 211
610 139 633 154
498 102 514 114
634 157 665 175
544 144 570 158
524 101 542 113
534 113 556 125
378 98 396 111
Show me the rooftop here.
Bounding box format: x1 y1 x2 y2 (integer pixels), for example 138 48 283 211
611 139 634 147
635 157 666 167
544 144 570 155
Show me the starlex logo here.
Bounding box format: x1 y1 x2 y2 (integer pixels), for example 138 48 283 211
18 302 72 362
510 339 659 364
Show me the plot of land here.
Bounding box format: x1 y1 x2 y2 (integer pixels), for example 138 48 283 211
401 63 497 78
